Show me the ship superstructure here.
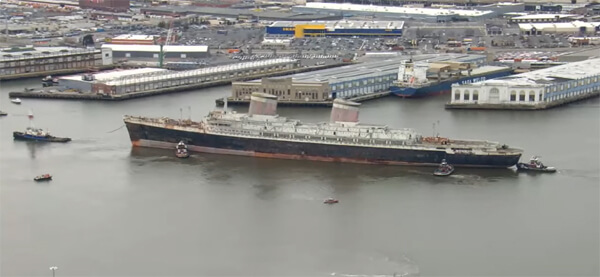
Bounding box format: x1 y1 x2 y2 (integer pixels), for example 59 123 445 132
391 59 513 98
124 93 522 167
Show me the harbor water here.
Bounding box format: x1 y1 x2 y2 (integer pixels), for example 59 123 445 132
1 78 598 276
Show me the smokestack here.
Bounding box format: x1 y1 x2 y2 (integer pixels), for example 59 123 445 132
330 98 360 123
249 93 278 116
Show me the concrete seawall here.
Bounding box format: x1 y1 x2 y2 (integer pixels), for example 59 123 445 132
8 63 349 101
445 91 600 110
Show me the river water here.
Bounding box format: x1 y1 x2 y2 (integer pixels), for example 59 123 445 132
1 78 598 276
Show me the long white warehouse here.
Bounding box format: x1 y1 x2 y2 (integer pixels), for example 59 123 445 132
446 58 600 110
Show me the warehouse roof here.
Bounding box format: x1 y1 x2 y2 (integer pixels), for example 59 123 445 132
518 21 600 31
101 44 209 53
112 34 156 41
60 68 168 82
246 54 486 84
140 6 341 21
270 20 404 30
105 58 298 86
296 2 494 17
465 58 600 86
511 14 577 20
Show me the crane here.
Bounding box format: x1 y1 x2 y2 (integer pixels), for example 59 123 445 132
159 17 176 68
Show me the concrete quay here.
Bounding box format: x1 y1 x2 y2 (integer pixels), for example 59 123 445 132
7 63 348 101
215 90 392 107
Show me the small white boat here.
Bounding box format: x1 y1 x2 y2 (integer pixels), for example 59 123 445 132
11 98 22 104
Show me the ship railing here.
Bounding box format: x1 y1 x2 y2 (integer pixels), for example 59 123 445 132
210 127 417 148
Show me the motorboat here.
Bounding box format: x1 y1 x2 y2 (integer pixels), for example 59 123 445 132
324 198 339 204
42 75 59 87
34 174 52 181
11 98 21 104
433 159 454 176
517 156 556 173
175 141 190 158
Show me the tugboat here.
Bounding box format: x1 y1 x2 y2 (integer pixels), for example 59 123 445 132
433 159 455 176
13 111 71 142
42 75 59 87
11 98 21 104
175 141 190 158
0 111 7 117
323 198 339 204
34 174 52 181
517 156 556 173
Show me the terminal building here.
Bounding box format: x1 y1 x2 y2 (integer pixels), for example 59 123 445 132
230 54 487 102
447 58 600 109
0 46 112 80
265 20 404 38
519 21 600 35
101 44 209 60
291 2 496 22
58 58 299 95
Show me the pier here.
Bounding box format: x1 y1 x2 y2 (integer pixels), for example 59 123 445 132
8 62 347 101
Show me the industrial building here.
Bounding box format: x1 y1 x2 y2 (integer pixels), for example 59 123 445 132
265 20 404 38
59 58 299 95
509 14 578 23
101 44 209 60
291 3 496 22
140 6 342 21
107 35 158 45
231 54 487 102
519 21 600 35
78 0 129 13
0 46 112 79
58 68 167 92
448 58 600 109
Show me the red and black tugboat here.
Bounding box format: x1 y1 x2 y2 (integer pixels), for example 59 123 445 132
175 141 190 158
433 159 454 176
34 174 52 181
517 156 556 173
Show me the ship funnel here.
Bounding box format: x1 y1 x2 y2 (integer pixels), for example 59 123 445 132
330 98 360 123
249 93 278 116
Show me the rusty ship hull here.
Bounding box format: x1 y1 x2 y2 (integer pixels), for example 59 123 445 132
124 121 521 168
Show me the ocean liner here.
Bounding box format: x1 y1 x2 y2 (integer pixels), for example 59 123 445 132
124 93 522 167
390 59 513 98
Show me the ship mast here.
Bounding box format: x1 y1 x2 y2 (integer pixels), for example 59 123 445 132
28 110 35 129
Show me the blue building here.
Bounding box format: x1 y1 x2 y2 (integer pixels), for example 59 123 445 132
266 20 404 38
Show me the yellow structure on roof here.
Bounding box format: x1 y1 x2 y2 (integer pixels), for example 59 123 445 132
294 24 326 38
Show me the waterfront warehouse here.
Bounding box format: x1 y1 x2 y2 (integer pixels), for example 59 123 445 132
291 3 495 22
518 21 600 35
265 20 404 38
77 58 299 95
101 44 209 60
0 46 113 80
231 54 487 102
447 58 600 110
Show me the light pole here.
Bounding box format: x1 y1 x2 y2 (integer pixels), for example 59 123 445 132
49 266 58 277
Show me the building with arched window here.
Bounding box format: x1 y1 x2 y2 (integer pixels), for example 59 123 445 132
447 58 600 110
